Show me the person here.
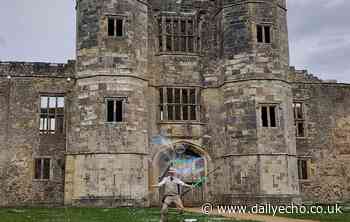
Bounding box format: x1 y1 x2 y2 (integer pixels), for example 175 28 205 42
152 167 193 222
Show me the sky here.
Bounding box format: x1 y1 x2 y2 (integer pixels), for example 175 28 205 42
0 0 349 83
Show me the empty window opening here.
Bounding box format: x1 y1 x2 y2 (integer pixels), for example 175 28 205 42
108 17 124 37
261 105 278 128
293 102 306 137
264 26 271 43
108 18 115 36
298 159 308 180
106 98 124 122
34 158 51 180
159 88 200 121
269 106 276 127
261 106 268 127
158 15 197 53
257 25 271 44
116 19 123 36
40 96 64 134
257 25 263 43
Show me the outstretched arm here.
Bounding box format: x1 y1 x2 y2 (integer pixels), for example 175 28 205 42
151 177 167 188
174 178 194 188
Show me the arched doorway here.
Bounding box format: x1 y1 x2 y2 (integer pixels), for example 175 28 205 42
152 142 209 206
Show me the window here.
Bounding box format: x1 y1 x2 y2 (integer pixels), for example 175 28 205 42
257 25 271 43
106 98 125 122
293 102 305 137
158 15 197 53
40 96 64 134
34 158 51 180
159 88 199 121
298 159 308 180
261 105 277 127
108 17 124 37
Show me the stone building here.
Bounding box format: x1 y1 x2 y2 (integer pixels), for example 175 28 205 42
0 0 349 207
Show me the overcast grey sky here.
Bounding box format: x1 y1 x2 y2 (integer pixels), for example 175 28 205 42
0 0 349 82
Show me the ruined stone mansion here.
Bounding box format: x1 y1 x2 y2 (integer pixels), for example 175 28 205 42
0 0 349 207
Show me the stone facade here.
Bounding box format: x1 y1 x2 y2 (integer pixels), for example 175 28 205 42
0 0 349 207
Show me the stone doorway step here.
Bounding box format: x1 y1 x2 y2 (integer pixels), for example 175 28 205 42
184 208 320 222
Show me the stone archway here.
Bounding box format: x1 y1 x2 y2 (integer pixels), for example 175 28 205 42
151 141 211 206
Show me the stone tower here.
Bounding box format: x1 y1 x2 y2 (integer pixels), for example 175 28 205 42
211 0 300 203
64 0 150 206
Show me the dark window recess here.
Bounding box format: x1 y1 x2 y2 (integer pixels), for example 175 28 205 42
257 25 271 44
261 105 278 128
261 106 268 127
168 105 174 120
116 100 123 122
298 159 308 180
297 122 304 137
159 88 199 121
264 26 271 43
34 158 51 180
107 100 115 122
106 99 124 122
269 106 276 127
108 17 124 37
257 25 263 43
108 18 115 36
293 102 306 137
116 19 123 36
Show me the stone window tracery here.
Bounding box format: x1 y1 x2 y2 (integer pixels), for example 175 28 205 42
260 104 278 128
40 96 64 134
34 158 51 180
158 15 198 53
293 102 306 137
159 87 200 121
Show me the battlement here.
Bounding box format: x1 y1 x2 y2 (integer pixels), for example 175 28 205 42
289 66 330 83
0 60 76 78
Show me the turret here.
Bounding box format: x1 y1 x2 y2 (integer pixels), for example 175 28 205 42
76 0 148 78
65 0 150 206
222 0 289 80
213 0 300 204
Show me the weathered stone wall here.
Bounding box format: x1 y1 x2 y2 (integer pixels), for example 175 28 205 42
65 76 150 206
67 0 151 206
292 81 350 203
76 0 148 78
222 0 289 82
0 61 74 206
207 80 299 204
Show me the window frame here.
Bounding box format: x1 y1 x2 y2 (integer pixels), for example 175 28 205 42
106 15 126 38
105 97 127 123
159 87 200 122
259 103 279 128
293 101 306 138
297 157 313 181
256 24 272 44
39 95 65 135
158 14 198 54
33 157 51 181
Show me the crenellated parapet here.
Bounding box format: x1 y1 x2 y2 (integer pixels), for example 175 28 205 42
0 60 75 78
288 66 333 84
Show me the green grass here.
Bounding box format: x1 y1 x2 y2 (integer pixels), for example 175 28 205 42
0 207 254 222
274 204 350 222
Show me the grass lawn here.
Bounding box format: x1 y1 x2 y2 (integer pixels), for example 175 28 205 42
0 207 256 222
274 205 350 222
